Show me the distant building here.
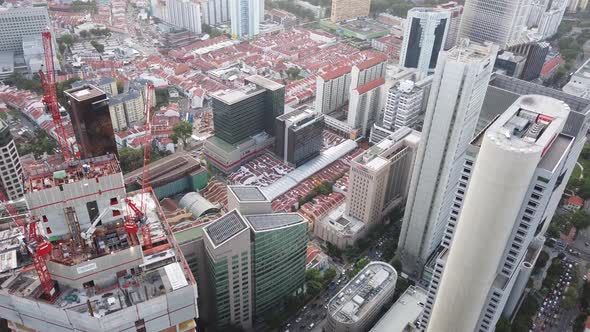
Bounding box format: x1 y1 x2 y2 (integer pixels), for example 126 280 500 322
330 0 370 22
400 8 450 78
201 0 230 26
229 0 262 38
459 0 530 48
370 285 428 332
151 0 202 34
0 119 23 200
347 77 385 137
537 0 567 39
326 262 397 332
65 85 118 159
275 108 324 166
347 127 420 226
383 74 431 131
437 2 463 50
565 195 584 211
521 42 550 81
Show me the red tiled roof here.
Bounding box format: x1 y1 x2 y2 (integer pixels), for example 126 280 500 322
585 315 590 329
541 57 564 76
321 66 352 81
355 54 388 71
567 195 584 207
356 77 385 94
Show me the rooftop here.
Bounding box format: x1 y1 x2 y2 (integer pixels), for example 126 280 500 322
24 154 121 193
328 262 397 324
204 210 249 246
245 75 284 91
64 85 106 102
124 154 203 187
211 83 265 105
244 213 305 232
229 186 269 202
370 286 428 332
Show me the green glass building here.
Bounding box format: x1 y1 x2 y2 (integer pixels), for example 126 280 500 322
245 213 307 316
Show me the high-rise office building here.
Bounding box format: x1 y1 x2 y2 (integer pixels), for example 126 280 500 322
65 85 118 159
0 119 23 200
275 108 324 166
419 75 590 331
426 95 577 332
459 0 531 48
437 2 463 50
398 40 498 276
203 186 307 329
0 7 50 55
330 0 370 22
205 76 283 173
229 0 261 38
400 8 450 78
346 127 421 226
201 0 230 26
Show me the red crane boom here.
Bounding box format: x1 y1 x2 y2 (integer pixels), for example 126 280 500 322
0 192 54 298
39 31 72 162
140 84 155 249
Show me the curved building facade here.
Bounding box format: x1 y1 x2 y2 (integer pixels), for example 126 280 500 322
326 262 397 332
427 95 570 331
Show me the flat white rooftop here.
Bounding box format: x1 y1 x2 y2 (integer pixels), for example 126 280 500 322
370 285 428 332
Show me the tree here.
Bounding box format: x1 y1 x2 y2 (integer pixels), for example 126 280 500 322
17 129 59 159
562 287 578 309
201 24 225 37
286 67 301 80
323 268 337 284
155 88 169 108
170 121 193 147
79 30 90 39
118 147 144 174
326 242 342 258
495 317 512 332
392 259 402 273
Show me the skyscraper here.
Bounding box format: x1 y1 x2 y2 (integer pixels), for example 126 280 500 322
229 0 261 38
203 186 307 329
419 75 590 332
400 8 450 78
398 40 498 276
426 95 573 332
459 0 531 48
65 85 118 159
437 2 463 50
0 7 50 55
0 119 23 200
383 79 426 131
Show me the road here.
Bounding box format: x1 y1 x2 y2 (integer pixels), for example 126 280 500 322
577 162 584 179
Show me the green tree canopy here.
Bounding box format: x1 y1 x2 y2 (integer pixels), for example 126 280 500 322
170 121 193 146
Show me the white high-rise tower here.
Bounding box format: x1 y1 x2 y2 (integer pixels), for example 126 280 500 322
459 0 532 48
397 40 498 276
229 0 262 38
426 95 572 332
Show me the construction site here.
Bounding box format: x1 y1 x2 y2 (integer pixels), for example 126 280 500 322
0 31 198 332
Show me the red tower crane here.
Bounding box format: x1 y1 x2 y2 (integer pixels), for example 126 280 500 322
124 84 155 250
38 31 72 163
0 192 54 298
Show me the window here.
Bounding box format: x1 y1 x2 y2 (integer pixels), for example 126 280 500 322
46 227 52 234
110 197 119 205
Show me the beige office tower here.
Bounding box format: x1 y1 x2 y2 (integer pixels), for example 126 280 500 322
427 95 570 332
330 0 370 22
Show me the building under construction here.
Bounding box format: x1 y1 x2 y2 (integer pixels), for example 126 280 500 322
0 154 199 332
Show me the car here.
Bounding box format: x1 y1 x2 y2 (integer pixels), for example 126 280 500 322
308 323 315 330
296 317 302 323
585 242 589 247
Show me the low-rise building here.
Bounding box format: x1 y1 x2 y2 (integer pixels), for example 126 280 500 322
564 57 590 98
326 262 397 332
370 285 428 332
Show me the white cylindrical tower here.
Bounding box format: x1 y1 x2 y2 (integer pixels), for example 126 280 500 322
427 95 570 332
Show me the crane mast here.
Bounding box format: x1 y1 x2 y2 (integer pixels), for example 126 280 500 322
39 31 72 162
138 85 155 249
